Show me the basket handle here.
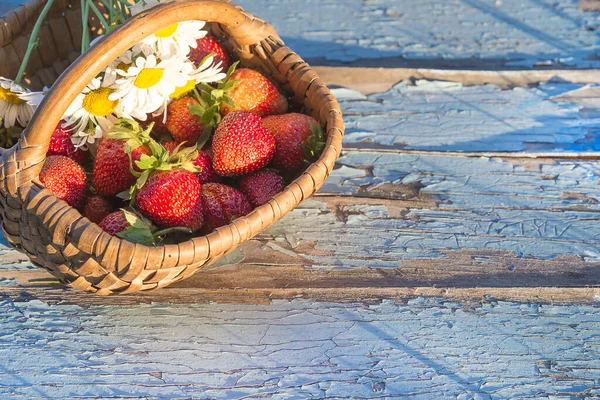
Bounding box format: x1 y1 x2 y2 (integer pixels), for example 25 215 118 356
0 0 279 196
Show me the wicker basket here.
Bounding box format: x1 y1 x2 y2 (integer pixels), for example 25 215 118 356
0 0 344 295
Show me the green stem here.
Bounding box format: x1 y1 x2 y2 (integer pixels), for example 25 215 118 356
15 0 57 85
153 227 193 238
88 0 110 31
80 0 90 54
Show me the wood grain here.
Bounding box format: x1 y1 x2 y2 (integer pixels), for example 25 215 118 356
1 296 599 398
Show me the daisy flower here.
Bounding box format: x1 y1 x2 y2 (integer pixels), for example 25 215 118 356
0 77 34 128
109 54 190 116
63 70 122 140
168 56 225 100
18 88 48 112
71 124 104 150
137 20 207 59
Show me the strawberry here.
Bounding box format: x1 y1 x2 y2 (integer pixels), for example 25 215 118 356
99 209 188 245
212 111 275 176
135 170 204 231
201 183 252 232
130 137 205 232
47 122 86 164
92 120 152 196
188 36 232 71
83 195 114 224
165 96 205 144
262 113 323 173
39 155 86 209
99 211 128 236
221 68 288 117
238 170 285 208
163 141 220 184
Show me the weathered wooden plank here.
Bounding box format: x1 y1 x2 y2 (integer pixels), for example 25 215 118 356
233 0 600 68
0 297 599 398
336 81 600 153
315 67 600 95
2 151 600 304
5 0 600 69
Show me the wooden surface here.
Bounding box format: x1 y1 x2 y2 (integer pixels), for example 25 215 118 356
2 0 600 398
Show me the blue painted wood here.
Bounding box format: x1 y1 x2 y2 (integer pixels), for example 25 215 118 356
336 82 600 153
4 0 600 68
0 297 598 398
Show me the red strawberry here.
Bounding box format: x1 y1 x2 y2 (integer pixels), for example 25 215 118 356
135 169 204 231
221 69 288 117
262 113 320 173
238 170 285 208
99 211 128 236
189 36 232 71
83 195 114 224
47 122 86 164
163 141 220 184
165 96 205 144
39 155 86 208
92 138 149 196
212 111 275 176
201 183 252 232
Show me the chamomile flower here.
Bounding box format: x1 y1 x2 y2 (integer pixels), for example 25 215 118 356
71 124 104 150
138 20 207 59
189 55 226 84
63 71 122 137
18 88 48 112
109 54 189 116
0 77 34 128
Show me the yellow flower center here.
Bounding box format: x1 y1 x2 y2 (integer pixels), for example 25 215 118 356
170 80 196 99
155 24 178 38
0 86 25 105
134 68 164 89
82 87 118 117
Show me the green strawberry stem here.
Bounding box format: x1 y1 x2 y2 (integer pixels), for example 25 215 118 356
188 61 240 146
117 209 191 246
106 119 200 201
302 122 326 165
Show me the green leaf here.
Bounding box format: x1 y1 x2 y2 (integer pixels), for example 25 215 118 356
135 154 158 171
197 125 213 150
188 103 207 117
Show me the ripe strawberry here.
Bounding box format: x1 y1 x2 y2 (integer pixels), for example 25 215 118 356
163 141 220 184
201 183 252 232
129 136 205 232
47 122 86 164
39 155 86 209
238 170 285 208
262 113 320 173
189 36 232 71
221 69 288 117
99 211 128 236
212 111 275 176
135 169 204 231
92 138 149 196
92 120 155 197
165 96 205 144
83 195 114 224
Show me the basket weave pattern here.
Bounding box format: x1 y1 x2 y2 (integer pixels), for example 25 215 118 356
0 0 344 295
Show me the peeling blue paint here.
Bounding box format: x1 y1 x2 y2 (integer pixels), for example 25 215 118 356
0 298 598 398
